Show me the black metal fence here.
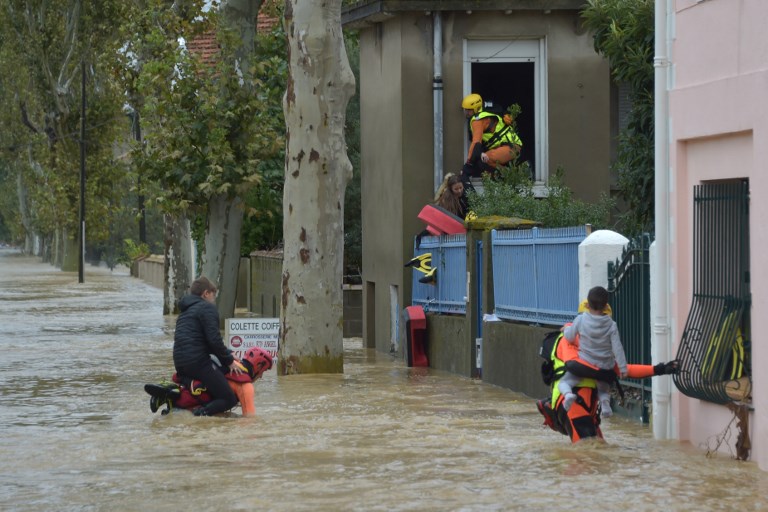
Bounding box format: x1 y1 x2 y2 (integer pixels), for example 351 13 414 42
608 234 652 421
674 180 751 404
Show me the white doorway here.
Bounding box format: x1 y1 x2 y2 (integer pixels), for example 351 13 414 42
463 39 549 185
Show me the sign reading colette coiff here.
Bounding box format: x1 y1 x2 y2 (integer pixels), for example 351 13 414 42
225 318 279 367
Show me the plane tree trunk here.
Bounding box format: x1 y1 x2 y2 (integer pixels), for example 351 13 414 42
201 193 245 324
163 214 194 315
279 0 355 374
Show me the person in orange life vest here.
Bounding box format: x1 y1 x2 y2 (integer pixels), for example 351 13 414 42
537 300 679 443
460 93 522 184
225 347 273 417
558 286 627 418
148 346 273 416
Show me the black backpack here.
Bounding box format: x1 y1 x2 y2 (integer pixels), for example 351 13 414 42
539 330 565 386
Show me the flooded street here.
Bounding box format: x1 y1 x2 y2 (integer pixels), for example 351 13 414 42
1 249 768 511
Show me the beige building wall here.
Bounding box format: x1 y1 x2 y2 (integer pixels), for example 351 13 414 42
439 10 611 203
359 20 404 351
353 6 611 353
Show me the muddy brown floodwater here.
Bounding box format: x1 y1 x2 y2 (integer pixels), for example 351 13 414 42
1 249 767 511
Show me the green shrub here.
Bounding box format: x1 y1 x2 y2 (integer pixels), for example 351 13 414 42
468 164 615 229
581 0 655 236
117 239 151 268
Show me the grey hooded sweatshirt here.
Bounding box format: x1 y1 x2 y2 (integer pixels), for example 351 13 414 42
563 311 628 373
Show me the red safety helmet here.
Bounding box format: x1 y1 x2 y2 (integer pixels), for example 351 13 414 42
242 347 273 380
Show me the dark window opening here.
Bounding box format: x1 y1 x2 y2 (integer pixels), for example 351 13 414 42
471 62 536 174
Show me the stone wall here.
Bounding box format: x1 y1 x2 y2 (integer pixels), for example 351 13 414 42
132 252 364 337
134 255 165 289
418 313 552 400
250 251 282 318
248 252 363 337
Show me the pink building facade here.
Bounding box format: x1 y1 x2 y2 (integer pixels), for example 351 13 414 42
668 0 768 469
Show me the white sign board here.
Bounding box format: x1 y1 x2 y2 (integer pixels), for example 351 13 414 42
226 318 279 369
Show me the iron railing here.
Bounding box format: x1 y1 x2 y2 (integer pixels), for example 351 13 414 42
608 234 652 420
674 180 751 404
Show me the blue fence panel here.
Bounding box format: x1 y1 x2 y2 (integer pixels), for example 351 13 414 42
476 240 483 337
491 226 586 326
411 234 467 314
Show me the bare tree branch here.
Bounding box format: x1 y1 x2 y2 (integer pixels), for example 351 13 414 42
19 100 39 134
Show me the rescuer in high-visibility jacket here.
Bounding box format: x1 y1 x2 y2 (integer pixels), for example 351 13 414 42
536 299 680 443
461 93 522 183
559 286 628 418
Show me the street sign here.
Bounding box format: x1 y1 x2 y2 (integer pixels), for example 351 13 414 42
225 318 279 369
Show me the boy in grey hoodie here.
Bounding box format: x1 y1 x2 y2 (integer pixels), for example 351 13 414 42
558 286 628 417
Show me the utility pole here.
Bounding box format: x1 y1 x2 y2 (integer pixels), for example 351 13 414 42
79 60 86 283
133 111 146 244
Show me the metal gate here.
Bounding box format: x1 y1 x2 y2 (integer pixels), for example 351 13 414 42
608 234 652 421
674 180 751 404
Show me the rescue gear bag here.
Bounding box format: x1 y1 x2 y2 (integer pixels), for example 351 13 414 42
702 310 745 381
539 330 564 385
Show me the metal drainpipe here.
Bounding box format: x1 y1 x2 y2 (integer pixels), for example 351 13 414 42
652 0 673 440
433 11 443 192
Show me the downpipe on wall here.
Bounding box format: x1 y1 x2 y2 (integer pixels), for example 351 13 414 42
652 0 674 440
433 11 443 192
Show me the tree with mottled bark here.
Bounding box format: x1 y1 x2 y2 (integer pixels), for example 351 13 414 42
279 0 355 374
124 1 284 318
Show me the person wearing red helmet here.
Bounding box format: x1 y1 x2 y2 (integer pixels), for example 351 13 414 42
172 276 246 416
225 347 274 417
146 346 274 417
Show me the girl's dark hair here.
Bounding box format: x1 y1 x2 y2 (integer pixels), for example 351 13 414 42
436 175 466 219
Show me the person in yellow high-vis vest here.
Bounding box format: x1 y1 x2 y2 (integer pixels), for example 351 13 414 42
461 93 522 185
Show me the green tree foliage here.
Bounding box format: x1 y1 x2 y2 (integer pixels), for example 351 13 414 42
240 157 284 253
343 30 362 278
0 0 348 274
88 184 165 267
468 163 615 229
0 162 18 243
124 3 285 249
0 0 141 258
240 16 289 255
0 34 32 245
581 0 655 235
116 238 150 268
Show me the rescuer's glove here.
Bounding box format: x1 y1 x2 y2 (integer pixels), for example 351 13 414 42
653 360 680 376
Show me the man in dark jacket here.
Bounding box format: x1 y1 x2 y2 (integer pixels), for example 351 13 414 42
173 276 244 416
